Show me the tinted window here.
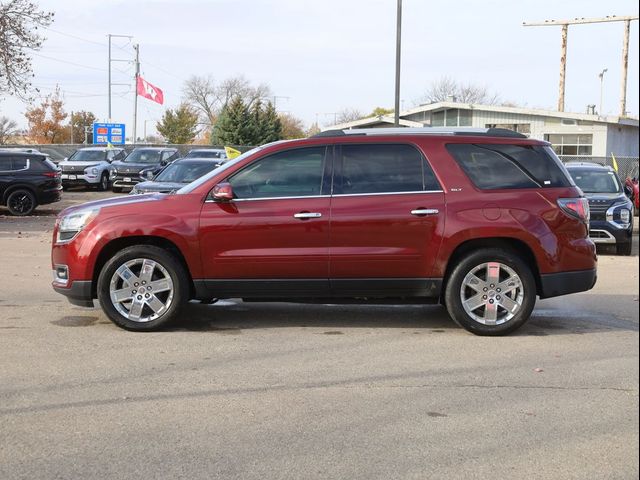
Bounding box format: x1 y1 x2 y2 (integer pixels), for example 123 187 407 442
186 150 225 159
339 144 438 194
123 150 162 164
69 150 106 162
446 143 572 190
229 147 326 199
13 157 29 170
155 162 219 183
568 169 621 193
29 157 56 172
0 157 13 171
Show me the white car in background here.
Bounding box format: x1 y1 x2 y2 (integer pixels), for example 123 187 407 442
58 147 126 191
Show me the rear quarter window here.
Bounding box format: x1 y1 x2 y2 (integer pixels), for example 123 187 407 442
446 143 572 190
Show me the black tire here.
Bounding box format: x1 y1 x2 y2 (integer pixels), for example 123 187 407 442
98 173 110 191
112 186 122 193
6 189 37 216
616 241 632 256
444 248 537 336
97 245 190 331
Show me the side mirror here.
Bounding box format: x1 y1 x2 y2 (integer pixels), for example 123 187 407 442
160 160 168 166
211 182 233 201
624 185 633 197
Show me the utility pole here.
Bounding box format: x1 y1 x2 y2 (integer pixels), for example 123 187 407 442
620 19 631 116
132 44 140 144
598 68 608 114
523 15 638 114
70 110 74 144
107 33 133 122
394 0 402 126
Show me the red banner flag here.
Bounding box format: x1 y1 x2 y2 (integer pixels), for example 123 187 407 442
136 76 164 105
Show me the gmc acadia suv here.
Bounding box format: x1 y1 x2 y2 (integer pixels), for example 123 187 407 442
51 128 597 335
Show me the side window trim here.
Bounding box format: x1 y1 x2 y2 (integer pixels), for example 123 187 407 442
0 157 30 172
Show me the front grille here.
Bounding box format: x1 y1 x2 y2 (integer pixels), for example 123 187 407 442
589 230 609 239
588 202 611 221
61 165 85 173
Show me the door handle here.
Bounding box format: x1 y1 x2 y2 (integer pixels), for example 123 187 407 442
293 212 322 219
411 208 439 216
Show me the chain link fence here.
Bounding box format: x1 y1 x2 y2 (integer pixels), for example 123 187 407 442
558 155 639 181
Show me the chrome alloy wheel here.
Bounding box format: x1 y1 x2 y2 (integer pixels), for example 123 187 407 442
109 258 174 322
460 262 524 326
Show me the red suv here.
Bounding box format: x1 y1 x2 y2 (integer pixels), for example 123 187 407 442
51 128 597 335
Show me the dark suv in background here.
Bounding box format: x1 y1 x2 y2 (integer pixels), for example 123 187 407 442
566 162 634 255
110 147 180 192
1 150 62 216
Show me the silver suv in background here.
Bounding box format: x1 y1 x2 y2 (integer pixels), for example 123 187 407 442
58 147 126 191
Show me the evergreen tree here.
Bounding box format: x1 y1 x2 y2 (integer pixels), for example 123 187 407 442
156 104 199 144
211 97 283 146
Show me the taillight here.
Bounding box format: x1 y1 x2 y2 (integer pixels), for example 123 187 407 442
557 198 590 223
43 171 59 178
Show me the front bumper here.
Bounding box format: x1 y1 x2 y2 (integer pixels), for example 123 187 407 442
61 173 100 186
111 177 141 189
588 220 633 245
539 268 597 299
53 280 94 307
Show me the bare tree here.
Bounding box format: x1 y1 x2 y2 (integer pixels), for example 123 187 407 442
182 75 217 125
183 75 273 125
0 0 54 100
336 108 364 124
0 116 19 144
419 76 501 105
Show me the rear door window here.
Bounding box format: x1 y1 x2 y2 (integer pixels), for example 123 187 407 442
337 144 440 194
446 143 572 190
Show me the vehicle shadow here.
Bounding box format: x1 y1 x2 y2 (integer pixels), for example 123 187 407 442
168 295 639 336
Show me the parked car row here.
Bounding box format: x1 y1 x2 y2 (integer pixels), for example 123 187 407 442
1 147 228 216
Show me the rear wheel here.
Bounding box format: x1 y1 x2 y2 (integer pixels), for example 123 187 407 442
6 189 37 216
444 248 537 336
97 245 189 331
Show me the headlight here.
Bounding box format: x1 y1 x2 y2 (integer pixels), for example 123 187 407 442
110 168 117 177
620 208 631 224
57 208 100 243
85 167 98 175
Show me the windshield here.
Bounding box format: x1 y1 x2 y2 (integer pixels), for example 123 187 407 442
155 162 220 183
123 150 163 164
177 146 264 194
185 150 226 159
68 150 106 162
568 169 622 194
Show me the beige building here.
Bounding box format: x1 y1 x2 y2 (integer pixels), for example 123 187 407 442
324 102 639 158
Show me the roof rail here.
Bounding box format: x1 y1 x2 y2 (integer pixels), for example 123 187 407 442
313 127 528 139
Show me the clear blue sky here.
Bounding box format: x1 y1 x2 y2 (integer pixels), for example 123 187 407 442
1 0 638 133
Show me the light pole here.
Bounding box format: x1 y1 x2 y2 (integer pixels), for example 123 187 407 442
394 0 402 126
598 68 608 115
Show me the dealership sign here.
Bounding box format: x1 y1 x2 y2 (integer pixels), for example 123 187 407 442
93 122 126 145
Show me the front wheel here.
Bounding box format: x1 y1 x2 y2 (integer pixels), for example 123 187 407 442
98 173 110 191
444 248 537 336
97 245 189 331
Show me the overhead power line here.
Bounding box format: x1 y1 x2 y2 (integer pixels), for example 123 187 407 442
33 52 107 72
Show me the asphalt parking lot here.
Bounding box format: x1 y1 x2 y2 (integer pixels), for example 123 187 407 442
0 191 638 480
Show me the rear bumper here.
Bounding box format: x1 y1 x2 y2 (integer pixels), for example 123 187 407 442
53 280 94 307
38 187 63 205
539 269 597 299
